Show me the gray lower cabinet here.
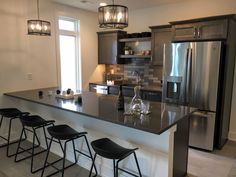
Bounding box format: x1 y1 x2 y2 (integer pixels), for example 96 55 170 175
142 90 162 102
150 25 172 66
108 86 119 95
107 85 162 102
171 18 229 42
98 31 126 64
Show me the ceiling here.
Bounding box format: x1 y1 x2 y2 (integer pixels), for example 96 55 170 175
53 0 192 12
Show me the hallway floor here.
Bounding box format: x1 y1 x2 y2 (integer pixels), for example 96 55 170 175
0 141 236 177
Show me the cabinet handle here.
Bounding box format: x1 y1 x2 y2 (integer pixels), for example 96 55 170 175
197 28 201 38
193 28 197 38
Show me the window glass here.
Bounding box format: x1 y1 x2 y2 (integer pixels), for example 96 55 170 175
59 35 77 90
59 19 76 31
58 17 80 91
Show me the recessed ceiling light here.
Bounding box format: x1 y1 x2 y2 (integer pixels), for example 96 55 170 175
99 2 107 6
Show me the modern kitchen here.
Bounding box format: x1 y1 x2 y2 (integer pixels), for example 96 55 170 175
0 0 236 177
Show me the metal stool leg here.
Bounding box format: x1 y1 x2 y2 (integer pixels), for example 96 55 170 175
6 118 13 157
72 140 78 164
113 160 116 177
89 153 97 177
14 128 24 162
133 152 142 177
84 135 98 175
116 160 119 177
61 141 67 177
41 137 53 177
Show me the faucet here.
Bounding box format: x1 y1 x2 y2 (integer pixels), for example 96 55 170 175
132 70 142 85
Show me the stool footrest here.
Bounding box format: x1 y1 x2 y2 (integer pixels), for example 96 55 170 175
118 168 140 177
0 136 26 148
45 161 77 177
15 147 47 162
75 149 91 159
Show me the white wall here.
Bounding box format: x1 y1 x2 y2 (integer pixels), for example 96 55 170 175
53 3 105 90
127 0 236 140
0 0 57 93
0 0 104 96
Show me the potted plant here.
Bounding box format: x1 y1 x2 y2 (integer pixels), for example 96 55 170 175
124 46 132 55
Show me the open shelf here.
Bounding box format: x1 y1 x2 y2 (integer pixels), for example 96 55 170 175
119 37 151 42
120 55 151 58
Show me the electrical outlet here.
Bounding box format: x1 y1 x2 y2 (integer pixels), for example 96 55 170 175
27 73 32 80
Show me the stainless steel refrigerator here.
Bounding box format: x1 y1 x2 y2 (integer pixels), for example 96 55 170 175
162 41 223 151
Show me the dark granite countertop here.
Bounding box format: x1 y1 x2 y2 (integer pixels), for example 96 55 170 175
4 88 191 135
89 82 162 92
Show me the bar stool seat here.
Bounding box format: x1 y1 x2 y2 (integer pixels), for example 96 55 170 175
41 124 97 177
0 108 22 117
91 138 135 160
89 138 142 177
0 108 29 157
47 124 87 140
20 115 55 127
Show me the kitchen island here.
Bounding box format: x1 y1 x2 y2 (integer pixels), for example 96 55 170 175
3 88 191 177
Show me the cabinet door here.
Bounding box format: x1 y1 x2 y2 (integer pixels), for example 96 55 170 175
198 19 228 40
98 32 118 64
122 87 134 97
142 91 162 102
151 26 172 65
108 86 119 95
172 24 197 42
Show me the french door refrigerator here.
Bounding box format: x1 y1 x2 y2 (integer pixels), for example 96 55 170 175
162 41 223 151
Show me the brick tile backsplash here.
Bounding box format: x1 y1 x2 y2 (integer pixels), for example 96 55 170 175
105 60 163 86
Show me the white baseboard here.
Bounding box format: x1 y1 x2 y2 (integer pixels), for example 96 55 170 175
228 131 236 142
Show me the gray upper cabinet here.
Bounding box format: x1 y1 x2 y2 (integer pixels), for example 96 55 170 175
150 25 172 66
171 18 229 42
98 31 126 64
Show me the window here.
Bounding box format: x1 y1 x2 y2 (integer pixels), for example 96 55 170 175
58 17 81 91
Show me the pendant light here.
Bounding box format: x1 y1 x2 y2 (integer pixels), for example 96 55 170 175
98 0 128 29
27 0 51 36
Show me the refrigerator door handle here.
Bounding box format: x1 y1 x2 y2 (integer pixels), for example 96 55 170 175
185 47 192 105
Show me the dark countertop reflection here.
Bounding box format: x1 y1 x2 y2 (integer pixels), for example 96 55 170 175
4 88 191 135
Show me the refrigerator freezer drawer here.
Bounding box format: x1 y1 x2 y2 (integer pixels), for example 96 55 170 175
189 111 216 151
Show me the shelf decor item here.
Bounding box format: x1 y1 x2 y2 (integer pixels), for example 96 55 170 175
27 0 51 36
98 0 128 29
124 46 132 55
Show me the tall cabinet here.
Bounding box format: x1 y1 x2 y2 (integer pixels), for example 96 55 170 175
97 31 126 64
150 25 172 66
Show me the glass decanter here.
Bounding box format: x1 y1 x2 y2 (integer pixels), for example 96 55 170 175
130 86 143 115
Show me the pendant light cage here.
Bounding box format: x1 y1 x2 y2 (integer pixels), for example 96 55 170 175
98 1 128 29
27 0 51 36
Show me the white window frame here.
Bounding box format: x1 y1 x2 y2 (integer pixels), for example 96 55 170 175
56 16 81 91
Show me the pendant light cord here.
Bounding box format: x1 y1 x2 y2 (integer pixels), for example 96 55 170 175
37 0 40 19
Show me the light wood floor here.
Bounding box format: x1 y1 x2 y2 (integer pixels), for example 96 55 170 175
0 141 236 177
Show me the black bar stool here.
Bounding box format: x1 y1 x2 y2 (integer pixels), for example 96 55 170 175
14 115 55 173
41 124 97 177
0 108 29 157
89 138 142 177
